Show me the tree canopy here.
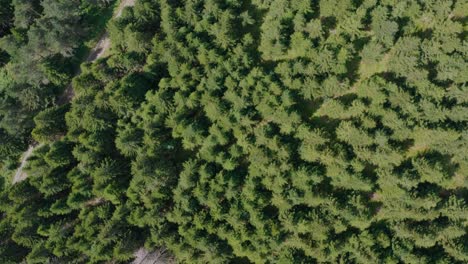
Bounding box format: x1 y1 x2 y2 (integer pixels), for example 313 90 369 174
0 0 467 263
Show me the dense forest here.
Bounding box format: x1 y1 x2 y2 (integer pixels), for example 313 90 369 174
0 0 113 165
0 0 467 263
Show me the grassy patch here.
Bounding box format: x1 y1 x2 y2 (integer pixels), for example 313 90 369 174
359 52 390 79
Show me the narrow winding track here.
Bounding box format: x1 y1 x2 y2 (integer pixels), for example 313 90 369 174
13 0 136 184
13 1 172 262
12 145 35 184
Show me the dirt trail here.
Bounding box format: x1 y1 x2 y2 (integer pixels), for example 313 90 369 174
132 248 174 264
58 0 136 104
13 0 136 184
12 145 35 184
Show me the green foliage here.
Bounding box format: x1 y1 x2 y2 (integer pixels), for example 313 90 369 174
0 0 13 38
0 0 116 162
32 104 69 143
1 0 467 263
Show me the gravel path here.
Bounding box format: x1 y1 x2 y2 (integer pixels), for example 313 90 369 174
13 0 136 184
